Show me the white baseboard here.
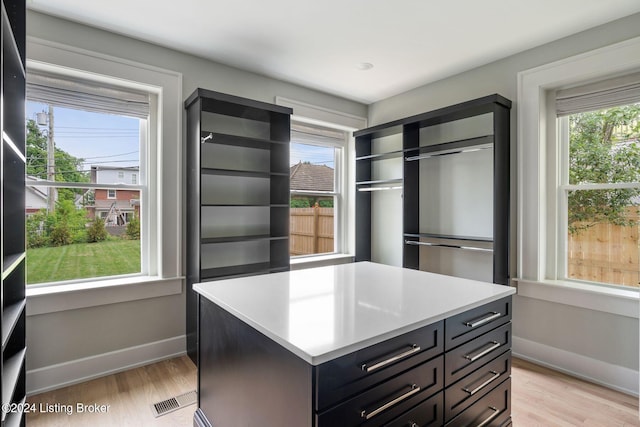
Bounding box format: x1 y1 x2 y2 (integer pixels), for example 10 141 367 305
513 335 639 396
27 335 186 395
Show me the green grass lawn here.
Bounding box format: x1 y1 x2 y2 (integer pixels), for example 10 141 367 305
26 239 141 285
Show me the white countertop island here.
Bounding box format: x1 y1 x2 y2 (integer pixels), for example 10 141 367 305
193 261 515 366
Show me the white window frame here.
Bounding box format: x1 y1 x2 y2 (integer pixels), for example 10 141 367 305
107 188 118 199
556 115 640 284
276 97 367 269
25 38 183 315
290 130 345 257
516 36 640 318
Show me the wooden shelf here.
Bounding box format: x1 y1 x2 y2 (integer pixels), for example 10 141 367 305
4 396 25 427
201 263 286 280
201 131 288 149
404 135 493 160
2 300 25 351
2 252 25 280
2 348 26 410
201 235 288 244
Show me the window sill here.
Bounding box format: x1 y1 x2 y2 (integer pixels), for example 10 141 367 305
514 278 639 319
26 275 184 316
290 253 354 270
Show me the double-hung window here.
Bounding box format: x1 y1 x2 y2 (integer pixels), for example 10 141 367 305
289 123 347 257
25 70 149 286
554 76 640 289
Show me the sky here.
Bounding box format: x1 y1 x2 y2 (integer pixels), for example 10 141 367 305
27 100 335 173
27 101 140 172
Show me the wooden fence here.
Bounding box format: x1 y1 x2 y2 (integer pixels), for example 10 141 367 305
567 208 639 287
290 207 334 255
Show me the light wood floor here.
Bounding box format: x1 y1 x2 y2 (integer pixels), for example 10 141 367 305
26 356 639 426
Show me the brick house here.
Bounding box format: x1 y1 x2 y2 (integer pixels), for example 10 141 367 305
88 166 140 226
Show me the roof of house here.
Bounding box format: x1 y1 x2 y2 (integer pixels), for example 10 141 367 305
290 162 333 192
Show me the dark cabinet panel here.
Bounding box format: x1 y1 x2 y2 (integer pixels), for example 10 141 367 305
1 1 27 426
445 296 512 350
316 321 443 411
184 89 292 363
445 323 511 386
316 356 444 427
445 378 511 427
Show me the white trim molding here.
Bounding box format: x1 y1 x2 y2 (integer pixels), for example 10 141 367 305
26 335 186 395
513 336 639 397
516 36 640 314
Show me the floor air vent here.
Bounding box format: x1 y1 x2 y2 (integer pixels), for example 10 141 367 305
151 390 197 417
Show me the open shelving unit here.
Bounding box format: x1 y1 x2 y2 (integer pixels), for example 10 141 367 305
1 0 26 426
354 94 511 284
184 88 292 363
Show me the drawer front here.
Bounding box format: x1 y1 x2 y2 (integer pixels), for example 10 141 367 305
445 323 511 386
316 321 443 411
445 297 511 351
383 392 443 427
445 350 511 421
317 356 444 427
445 377 511 427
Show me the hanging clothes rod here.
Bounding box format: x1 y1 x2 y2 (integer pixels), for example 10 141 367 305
405 240 493 253
358 186 403 192
404 144 492 162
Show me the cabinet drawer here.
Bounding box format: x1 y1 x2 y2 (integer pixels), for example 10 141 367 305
383 392 443 427
445 297 511 351
445 377 511 427
316 356 444 427
445 350 511 421
316 321 443 411
445 323 511 386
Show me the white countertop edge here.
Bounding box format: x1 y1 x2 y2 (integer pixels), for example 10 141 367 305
194 283 515 365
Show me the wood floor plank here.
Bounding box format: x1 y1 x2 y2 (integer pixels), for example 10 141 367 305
26 355 639 426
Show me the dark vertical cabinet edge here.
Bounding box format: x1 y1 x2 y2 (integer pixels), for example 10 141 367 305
184 89 292 364
1 1 27 426
355 94 511 285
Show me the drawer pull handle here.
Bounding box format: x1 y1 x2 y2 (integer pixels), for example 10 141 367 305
464 312 501 328
476 406 500 427
462 370 500 395
408 422 420 427
361 344 421 372
360 384 421 420
464 341 501 362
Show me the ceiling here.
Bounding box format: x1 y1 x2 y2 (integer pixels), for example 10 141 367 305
27 0 640 104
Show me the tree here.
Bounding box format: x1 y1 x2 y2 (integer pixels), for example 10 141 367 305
26 119 89 202
568 104 640 233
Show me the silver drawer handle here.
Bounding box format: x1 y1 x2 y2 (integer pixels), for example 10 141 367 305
361 384 421 420
462 370 501 395
464 341 501 362
361 344 421 372
476 406 500 427
464 312 501 328
408 422 419 427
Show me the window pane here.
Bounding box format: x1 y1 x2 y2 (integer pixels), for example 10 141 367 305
569 103 640 185
567 189 639 288
565 104 640 288
290 142 336 256
25 100 143 285
26 186 142 285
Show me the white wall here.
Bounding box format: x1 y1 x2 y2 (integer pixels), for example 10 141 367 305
25 10 366 394
368 13 640 394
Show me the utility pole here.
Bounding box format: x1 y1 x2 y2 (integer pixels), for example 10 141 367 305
47 105 56 212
